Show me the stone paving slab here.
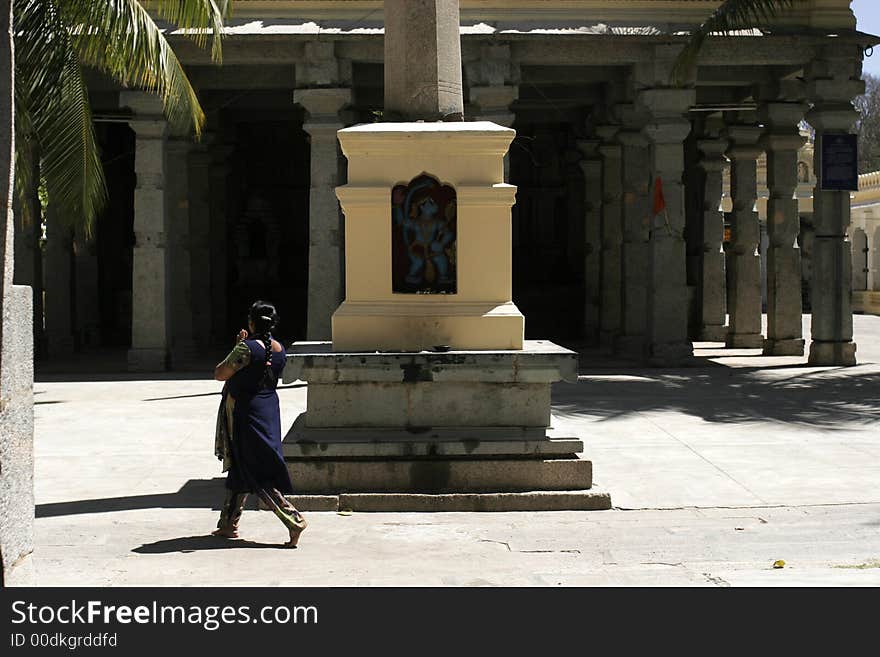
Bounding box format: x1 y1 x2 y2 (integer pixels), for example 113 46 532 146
22 314 880 586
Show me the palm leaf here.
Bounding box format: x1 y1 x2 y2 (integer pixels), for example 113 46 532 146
14 0 106 236
672 0 795 85
58 0 227 137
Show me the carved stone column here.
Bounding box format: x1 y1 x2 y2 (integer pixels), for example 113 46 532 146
597 124 623 347
724 116 765 349
43 209 74 358
577 139 602 345
123 93 169 371
696 122 729 342
758 87 808 356
166 138 196 367
639 86 696 364
294 88 351 341
73 227 100 349
615 105 651 356
805 48 864 365
469 85 518 181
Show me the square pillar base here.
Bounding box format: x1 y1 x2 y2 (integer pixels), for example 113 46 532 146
127 348 168 372
282 341 608 507
726 333 764 349
808 341 857 366
763 338 805 357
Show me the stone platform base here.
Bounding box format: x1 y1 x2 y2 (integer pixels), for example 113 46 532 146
699 325 728 342
808 340 857 366
287 454 593 494
763 338 805 356
726 333 764 349
284 490 611 512
282 340 609 509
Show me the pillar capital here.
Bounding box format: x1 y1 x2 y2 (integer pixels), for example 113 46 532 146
468 84 518 127
119 90 164 117
724 124 764 160
576 139 601 160
298 41 343 87
469 85 517 110
697 137 729 172
294 87 352 124
636 87 695 121
465 43 514 88
128 119 167 140
595 124 620 143
757 101 809 134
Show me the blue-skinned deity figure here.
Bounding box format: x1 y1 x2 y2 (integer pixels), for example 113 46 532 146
393 179 455 290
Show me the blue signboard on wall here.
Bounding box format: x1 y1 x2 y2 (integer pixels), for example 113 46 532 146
820 133 859 191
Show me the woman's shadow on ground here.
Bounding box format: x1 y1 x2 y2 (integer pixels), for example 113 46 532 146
133 535 284 553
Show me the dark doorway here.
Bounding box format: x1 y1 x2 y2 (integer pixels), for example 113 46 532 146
223 119 311 345
94 122 135 348
509 121 585 342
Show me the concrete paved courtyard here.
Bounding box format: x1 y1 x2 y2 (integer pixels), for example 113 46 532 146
17 314 880 586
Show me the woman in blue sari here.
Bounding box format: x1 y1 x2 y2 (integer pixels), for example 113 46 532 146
212 300 307 547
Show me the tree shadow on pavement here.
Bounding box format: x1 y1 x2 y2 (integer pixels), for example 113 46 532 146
553 367 880 429
133 535 281 553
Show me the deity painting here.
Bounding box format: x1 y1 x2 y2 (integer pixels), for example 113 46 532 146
391 174 457 294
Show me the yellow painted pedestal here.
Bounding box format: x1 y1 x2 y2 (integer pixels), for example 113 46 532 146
333 121 525 351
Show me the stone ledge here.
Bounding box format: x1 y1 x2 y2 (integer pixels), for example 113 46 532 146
287 455 593 494
284 414 583 458
281 491 612 512
338 490 611 512
283 339 578 384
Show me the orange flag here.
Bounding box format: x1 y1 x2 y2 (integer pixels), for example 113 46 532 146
652 176 666 216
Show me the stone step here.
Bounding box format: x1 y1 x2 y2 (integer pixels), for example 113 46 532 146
284 416 584 458
284 490 611 512
286 454 593 494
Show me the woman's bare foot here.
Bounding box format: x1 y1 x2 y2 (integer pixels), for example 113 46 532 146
283 516 307 548
212 527 239 539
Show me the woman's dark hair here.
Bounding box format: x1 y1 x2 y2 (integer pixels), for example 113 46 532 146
248 300 279 379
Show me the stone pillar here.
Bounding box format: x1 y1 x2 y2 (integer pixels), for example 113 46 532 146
125 104 169 371
696 123 728 341
189 143 213 344
597 125 623 347
469 84 518 181
723 117 765 348
615 107 651 356
165 138 196 367
384 0 464 121
1 0 35 585
639 86 696 364
294 88 351 341
43 210 74 358
72 227 100 349
758 92 808 356
868 224 880 292
577 139 602 345
805 49 864 365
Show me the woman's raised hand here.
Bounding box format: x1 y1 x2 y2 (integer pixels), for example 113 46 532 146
236 329 249 343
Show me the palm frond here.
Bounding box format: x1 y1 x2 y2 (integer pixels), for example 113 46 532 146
58 0 217 137
14 0 106 236
140 0 229 62
672 0 795 86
